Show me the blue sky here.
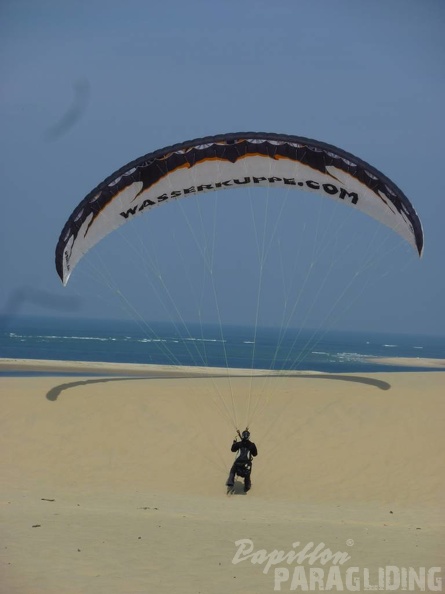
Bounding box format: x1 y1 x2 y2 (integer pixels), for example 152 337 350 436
1 0 444 335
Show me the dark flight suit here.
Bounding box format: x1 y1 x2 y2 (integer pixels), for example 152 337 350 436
226 438 258 492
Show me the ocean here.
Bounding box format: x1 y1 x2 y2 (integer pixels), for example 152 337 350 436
1 315 444 376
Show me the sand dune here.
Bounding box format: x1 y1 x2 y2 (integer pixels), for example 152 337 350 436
1 365 444 593
2 355 445 374
369 357 445 369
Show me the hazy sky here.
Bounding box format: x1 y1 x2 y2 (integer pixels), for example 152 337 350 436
1 0 444 336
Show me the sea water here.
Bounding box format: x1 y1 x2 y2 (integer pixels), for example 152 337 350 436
1 315 444 375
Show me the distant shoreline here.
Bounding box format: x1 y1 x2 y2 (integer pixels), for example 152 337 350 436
368 356 445 369
0 358 289 376
1 356 444 375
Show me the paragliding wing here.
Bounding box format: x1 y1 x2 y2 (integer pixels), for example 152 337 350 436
55 132 423 285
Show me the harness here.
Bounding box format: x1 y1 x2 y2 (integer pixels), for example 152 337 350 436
233 446 252 478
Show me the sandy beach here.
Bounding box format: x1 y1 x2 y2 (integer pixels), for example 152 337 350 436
1 360 444 593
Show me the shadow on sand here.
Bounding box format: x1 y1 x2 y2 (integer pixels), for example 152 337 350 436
226 479 249 496
46 373 391 402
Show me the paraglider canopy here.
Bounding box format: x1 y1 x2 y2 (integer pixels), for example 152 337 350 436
55 132 423 285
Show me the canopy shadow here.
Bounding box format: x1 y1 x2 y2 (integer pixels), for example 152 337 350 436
46 373 390 402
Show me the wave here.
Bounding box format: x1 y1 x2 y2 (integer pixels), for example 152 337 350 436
335 352 367 362
8 332 227 345
184 337 226 343
10 333 112 342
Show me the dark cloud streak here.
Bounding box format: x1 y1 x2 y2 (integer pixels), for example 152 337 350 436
44 78 90 141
